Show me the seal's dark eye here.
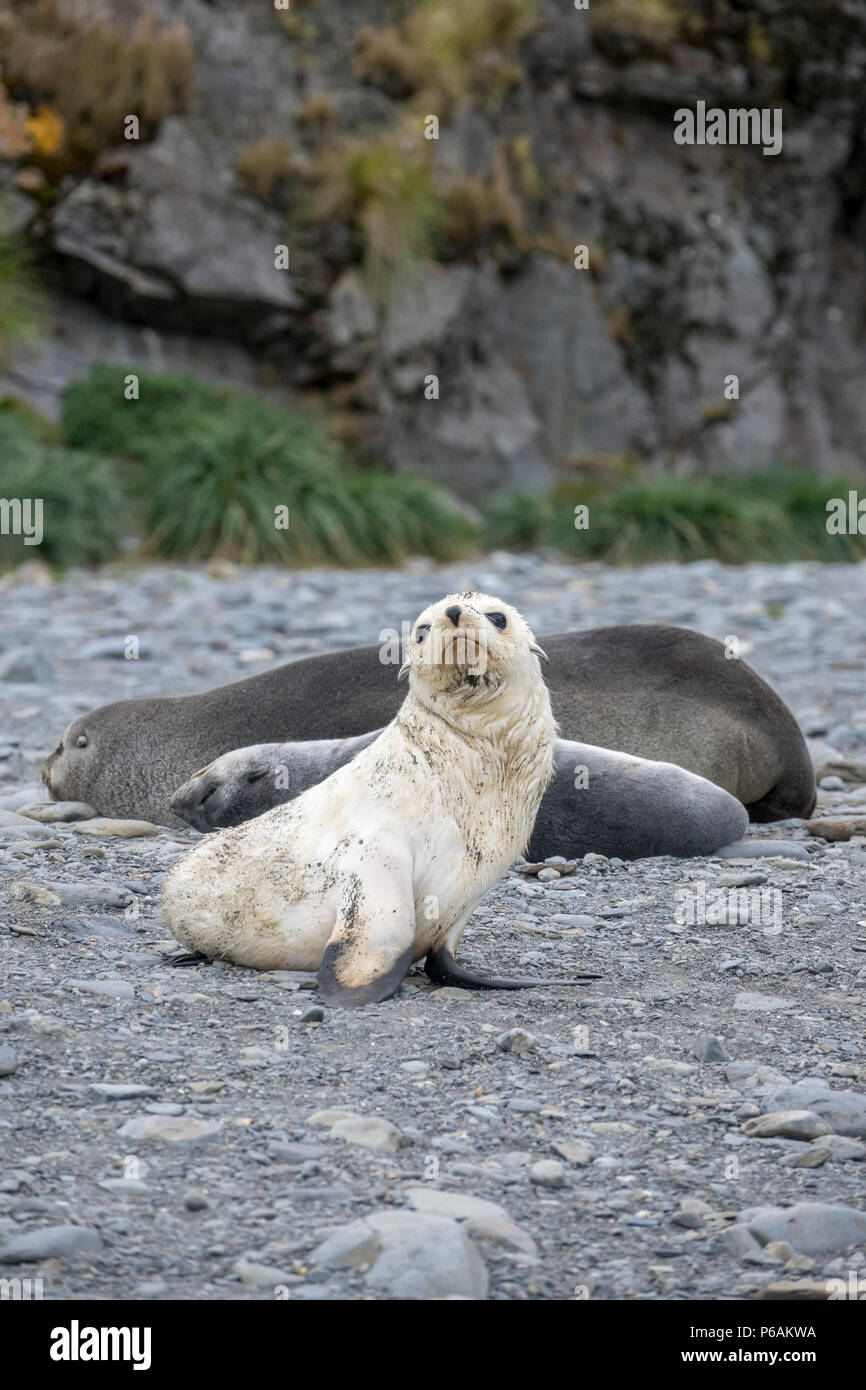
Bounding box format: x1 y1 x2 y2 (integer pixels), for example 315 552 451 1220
76 734 88 749
415 624 430 643
485 612 507 630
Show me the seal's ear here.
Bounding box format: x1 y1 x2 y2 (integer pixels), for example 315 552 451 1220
530 641 549 663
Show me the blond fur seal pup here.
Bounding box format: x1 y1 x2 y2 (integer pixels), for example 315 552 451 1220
162 594 599 1007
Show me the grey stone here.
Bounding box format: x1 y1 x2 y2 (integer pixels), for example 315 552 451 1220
733 991 795 1013
311 1211 488 1300
91 1083 159 1100
13 879 133 909
784 1147 832 1169
66 978 135 1000
71 818 159 838
743 1110 833 1141
763 1084 866 1138
98 1178 151 1196
329 1115 403 1153
117 1116 222 1145
405 1187 537 1255
716 841 810 862
0 1224 103 1263
693 1033 727 1062
18 801 98 823
741 1203 866 1254
80 637 152 661
551 1139 593 1167
234 1258 292 1287
672 1198 714 1229
496 1028 537 1056
530 1159 567 1189
0 649 53 684
720 1224 762 1258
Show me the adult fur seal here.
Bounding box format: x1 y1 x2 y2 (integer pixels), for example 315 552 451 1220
162 593 601 1006
44 623 815 826
170 732 749 860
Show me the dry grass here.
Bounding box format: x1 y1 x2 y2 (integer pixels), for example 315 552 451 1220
235 137 296 204
353 0 539 112
294 92 337 136
588 0 691 60
0 0 195 168
278 13 318 43
354 25 427 100
439 150 525 259
303 129 441 295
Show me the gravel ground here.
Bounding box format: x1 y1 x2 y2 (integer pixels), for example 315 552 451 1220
1 554 866 1301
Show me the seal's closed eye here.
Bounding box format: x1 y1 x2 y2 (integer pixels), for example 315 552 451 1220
415 624 430 643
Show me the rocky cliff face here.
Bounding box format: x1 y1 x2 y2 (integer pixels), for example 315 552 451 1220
2 0 866 500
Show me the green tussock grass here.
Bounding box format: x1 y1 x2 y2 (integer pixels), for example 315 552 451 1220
0 225 45 361
483 471 866 564
56 364 475 566
0 413 127 567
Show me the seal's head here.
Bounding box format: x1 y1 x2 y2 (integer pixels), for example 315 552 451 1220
41 699 173 823
402 591 551 724
42 716 92 803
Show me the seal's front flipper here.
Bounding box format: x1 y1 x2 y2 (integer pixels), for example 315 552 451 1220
425 946 600 991
165 950 211 967
316 842 416 1009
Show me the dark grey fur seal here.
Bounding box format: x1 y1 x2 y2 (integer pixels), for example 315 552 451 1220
43 624 815 826
169 732 750 860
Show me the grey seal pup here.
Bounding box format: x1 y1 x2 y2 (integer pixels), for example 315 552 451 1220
170 731 749 860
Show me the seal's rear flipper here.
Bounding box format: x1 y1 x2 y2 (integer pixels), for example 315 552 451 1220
425 946 600 991
166 950 211 967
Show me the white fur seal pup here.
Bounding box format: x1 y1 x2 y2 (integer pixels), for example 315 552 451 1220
162 593 599 1007
169 732 749 859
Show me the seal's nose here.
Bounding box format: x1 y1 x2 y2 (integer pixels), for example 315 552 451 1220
445 605 461 627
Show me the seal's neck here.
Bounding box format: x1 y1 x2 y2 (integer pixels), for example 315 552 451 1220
400 676 557 787
395 681 555 868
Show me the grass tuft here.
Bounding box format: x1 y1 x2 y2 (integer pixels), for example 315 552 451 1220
235 137 297 205
57 364 475 566
483 471 866 564
302 133 441 295
0 412 127 567
0 217 45 360
0 0 195 171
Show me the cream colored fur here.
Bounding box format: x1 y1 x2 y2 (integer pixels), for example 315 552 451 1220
162 592 556 1001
